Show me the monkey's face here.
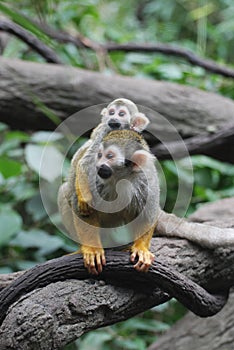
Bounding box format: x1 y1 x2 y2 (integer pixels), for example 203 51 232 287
101 104 131 131
101 102 149 133
96 144 125 180
96 142 154 181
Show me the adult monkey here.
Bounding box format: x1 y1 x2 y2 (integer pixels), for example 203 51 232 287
58 128 158 275
70 98 149 216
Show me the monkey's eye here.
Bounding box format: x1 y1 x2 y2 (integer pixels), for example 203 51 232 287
109 108 115 116
106 152 114 159
97 152 102 159
118 110 126 117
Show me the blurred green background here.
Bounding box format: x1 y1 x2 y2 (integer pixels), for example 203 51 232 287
0 0 234 349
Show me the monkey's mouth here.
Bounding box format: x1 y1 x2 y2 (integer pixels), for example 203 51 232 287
97 164 113 179
108 119 129 130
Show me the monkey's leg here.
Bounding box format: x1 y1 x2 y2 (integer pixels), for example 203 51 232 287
130 226 155 273
75 162 93 216
73 211 106 275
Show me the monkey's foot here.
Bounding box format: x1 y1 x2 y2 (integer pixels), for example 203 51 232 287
130 246 155 273
67 249 81 255
81 246 106 275
78 200 93 216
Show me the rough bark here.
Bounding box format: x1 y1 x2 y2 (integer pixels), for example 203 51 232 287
0 58 234 162
147 198 234 350
0 198 234 349
148 288 234 350
0 240 233 350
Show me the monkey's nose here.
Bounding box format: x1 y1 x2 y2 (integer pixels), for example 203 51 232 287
98 164 113 179
108 119 121 130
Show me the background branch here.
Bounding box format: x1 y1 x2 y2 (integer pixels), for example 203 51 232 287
0 58 234 163
36 21 234 79
0 18 62 63
1 18 234 78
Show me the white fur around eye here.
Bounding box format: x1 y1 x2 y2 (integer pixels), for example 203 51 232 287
105 145 125 165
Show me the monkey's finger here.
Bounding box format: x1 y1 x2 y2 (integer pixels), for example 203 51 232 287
89 254 98 275
140 252 155 272
130 251 137 263
83 254 88 268
95 254 103 274
134 251 144 270
101 253 106 266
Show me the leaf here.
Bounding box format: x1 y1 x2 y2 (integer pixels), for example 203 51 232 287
15 260 37 270
192 155 234 175
10 229 64 255
0 157 22 178
0 122 8 132
121 317 170 332
6 130 30 142
0 3 52 45
0 266 13 274
158 64 183 80
30 131 63 143
25 194 47 221
79 331 112 350
25 144 64 181
10 180 37 202
0 207 22 246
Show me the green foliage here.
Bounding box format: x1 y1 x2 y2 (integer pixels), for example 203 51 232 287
0 0 234 98
162 156 234 215
0 123 76 272
74 300 185 350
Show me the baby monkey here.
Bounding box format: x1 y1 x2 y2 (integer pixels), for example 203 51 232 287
72 98 150 216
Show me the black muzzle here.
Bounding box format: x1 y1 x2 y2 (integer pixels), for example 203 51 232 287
97 164 113 179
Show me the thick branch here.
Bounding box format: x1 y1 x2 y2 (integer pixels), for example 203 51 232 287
0 198 234 349
0 58 234 162
152 125 234 160
0 251 229 327
0 18 62 63
0 238 233 349
148 288 234 350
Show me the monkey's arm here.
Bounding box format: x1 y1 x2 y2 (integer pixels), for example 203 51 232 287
130 226 155 273
72 211 106 275
75 124 110 215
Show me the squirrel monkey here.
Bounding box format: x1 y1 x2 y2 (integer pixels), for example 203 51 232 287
58 128 159 275
71 98 150 216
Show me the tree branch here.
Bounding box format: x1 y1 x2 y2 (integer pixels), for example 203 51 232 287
148 288 234 350
152 125 234 160
0 199 234 348
1 58 234 162
2 17 233 78
37 22 234 79
0 18 62 64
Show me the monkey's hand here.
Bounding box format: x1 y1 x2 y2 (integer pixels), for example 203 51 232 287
78 199 93 216
130 243 155 273
81 245 106 275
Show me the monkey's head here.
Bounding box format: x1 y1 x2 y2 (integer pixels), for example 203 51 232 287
101 98 149 133
96 130 154 181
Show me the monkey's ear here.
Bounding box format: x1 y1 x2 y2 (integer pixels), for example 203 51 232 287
101 108 108 116
131 150 154 172
131 113 149 132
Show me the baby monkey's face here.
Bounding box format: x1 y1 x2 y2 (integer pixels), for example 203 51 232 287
102 104 131 130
